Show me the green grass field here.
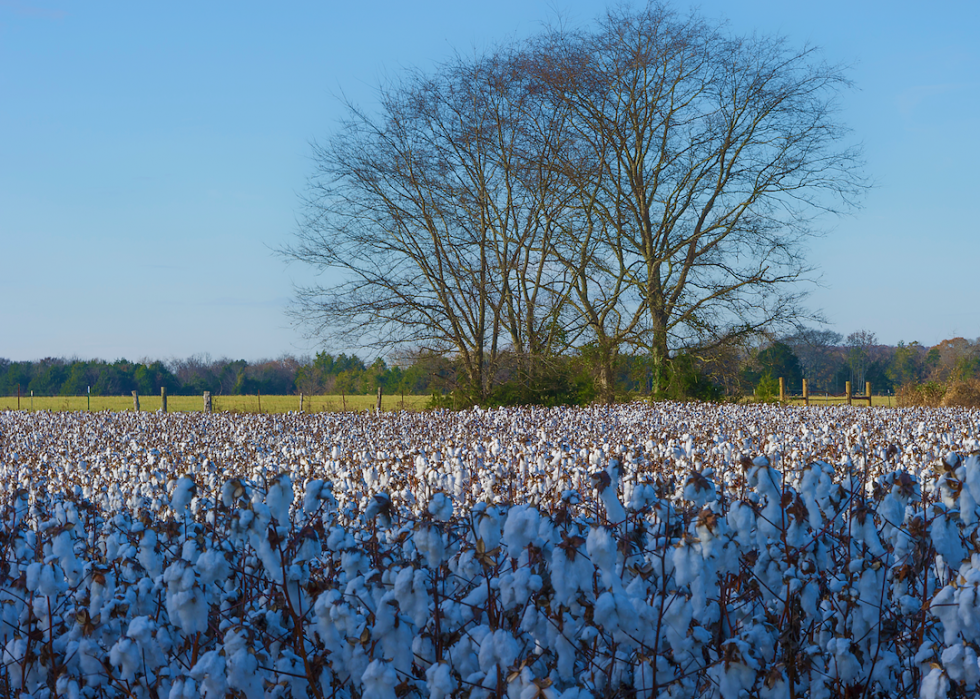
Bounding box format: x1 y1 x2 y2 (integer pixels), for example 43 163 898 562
786 395 896 407
0 394 431 413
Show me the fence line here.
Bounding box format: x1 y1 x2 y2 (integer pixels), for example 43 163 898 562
779 378 875 406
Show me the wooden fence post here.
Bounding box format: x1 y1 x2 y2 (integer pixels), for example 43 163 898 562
161 387 167 413
204 391 212 414
866 382 872 405
846 381 852 406
300 392 304 413
376 386 383 412
257 390 262 414
132 391 140 412
778 377 785 403
802 378 809 406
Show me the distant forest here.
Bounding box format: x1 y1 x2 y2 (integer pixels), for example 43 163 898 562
2 331 979 405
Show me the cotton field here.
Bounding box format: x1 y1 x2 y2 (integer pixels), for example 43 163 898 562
2 404 980 699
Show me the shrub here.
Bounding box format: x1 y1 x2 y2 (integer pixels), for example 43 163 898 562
941 379 980 408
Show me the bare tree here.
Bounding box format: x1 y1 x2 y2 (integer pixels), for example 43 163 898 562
844 329 877 388
529 3 865 396
783 327 844 393
286 2 865 403
285 50 574 402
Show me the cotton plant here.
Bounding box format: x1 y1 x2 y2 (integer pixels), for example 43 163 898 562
7 404 980 696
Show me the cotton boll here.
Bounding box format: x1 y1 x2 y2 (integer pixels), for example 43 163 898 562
220 478 247 508
477 629 519 674
51 528 81 585
190 650 228 697
426 661 456 699
362 659 398 699
502 505 540 558
392 566 432 628
37 562 65 597
941 643 980 685
414 523 447 568
25 562 41 593
109 637 141 682
265 472 293 526
163 560 208 635
549 539 593 607
919 665 950 699
195 548 232 586
171 476 196 514
586 527 618 588
303 478 337 517
169 677 197 699
475 505 502 551
428 492 454 522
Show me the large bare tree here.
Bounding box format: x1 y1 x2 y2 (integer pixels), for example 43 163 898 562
285 51 574 402
529 4 865 396
287 2 864 402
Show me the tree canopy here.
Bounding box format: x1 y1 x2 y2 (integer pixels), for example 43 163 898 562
286 2 865 402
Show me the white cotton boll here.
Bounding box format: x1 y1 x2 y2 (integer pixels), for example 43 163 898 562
191 650 229 698
126 616 162 663
38 562 64 597
265 473 293 526
426 662 456 699
671 539 701 589
628 483 658 511
392 567 432 628
25 562 40 593
109 637 141 682
303 479 336 516
476 506 502 551
502 505 539 558
55 676 80 699
169 677 197 699
414 523 447 568
77 638 106 687
499 568 541 610
220 478 246 508
599 487 626 523
549 541 593 606
478 629 519 674
138 529 163 580
195 549 231 586
163 560 208 635
224 627 264 699
51 529 81 585
181 538 202 565
919 666 949 699
362 659 398 699
428 493 454 522
941 643 980 685
586 527 618 584
171 476 196 513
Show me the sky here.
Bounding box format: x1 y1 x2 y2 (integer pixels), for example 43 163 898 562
2 0 978 362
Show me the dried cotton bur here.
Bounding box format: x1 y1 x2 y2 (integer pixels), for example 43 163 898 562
1 404 980 698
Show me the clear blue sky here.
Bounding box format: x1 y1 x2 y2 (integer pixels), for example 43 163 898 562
2 1 978 362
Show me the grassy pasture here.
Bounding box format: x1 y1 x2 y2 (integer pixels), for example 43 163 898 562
0 394 431 413
785 394 896 407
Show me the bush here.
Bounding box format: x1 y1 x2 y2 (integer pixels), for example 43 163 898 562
896 381 947 407
752 372 780 402
941 379 980 408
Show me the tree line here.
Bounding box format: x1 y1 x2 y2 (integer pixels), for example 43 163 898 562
3 332 977 404
741 331 980 398
0 354 432 399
